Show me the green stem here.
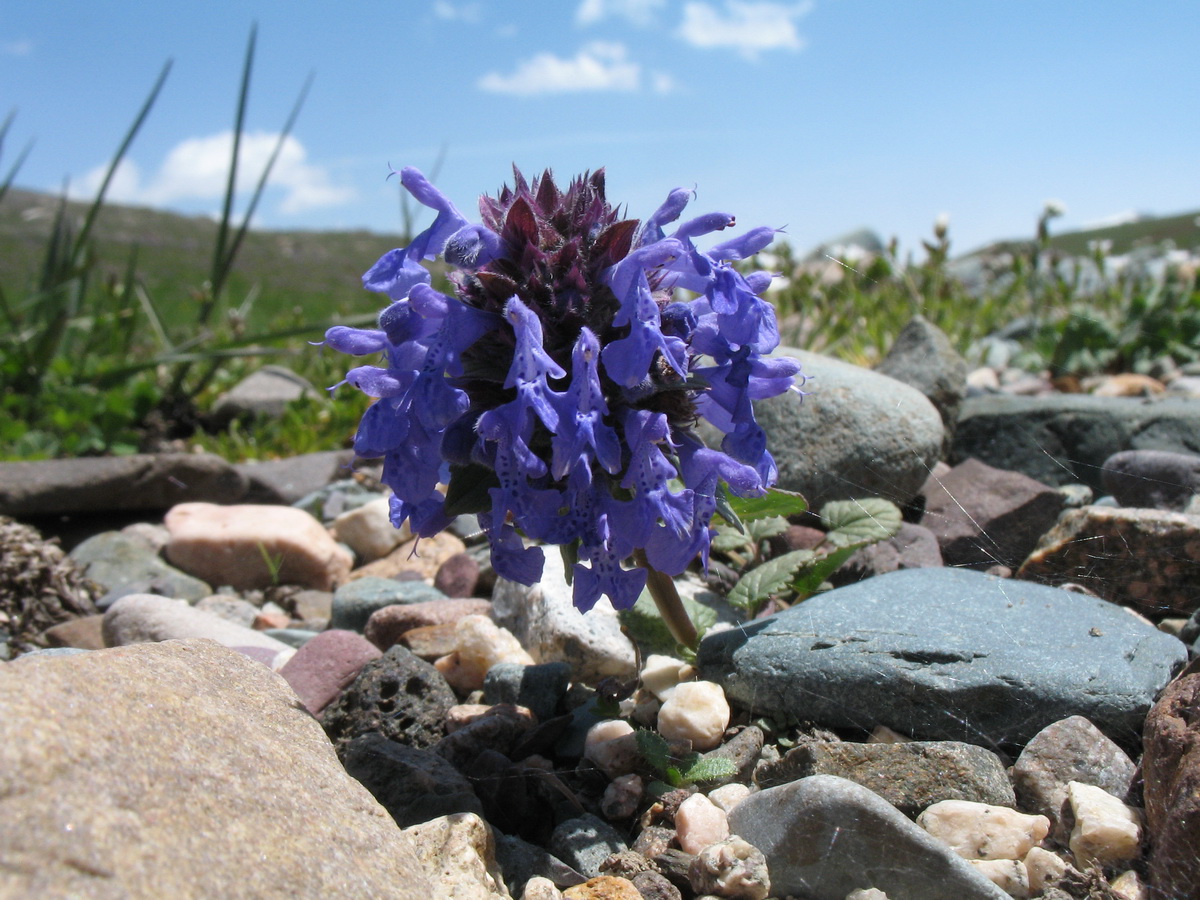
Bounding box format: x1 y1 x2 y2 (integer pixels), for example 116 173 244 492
634 550 698 650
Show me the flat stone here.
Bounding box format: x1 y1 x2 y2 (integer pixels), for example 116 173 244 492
0 453 247 518
728 775 1008 899
236 450 358 505
1018 505 1200 618
279 628 383 715
952 394 1200 493
164 502 353 591
102 593 291 658
210 364 321 426
755 739 1015 816
697 568 1186 748
365 598 492 651
69 530 211 605
0 640 432 898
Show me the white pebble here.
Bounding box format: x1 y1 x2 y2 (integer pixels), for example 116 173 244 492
583 720 640 779
521 875 564 900
433 615 534 693
1024 846 1071 894
640 653 687 701
675 792 729 855
687 835 769 900
917 800 1049 860
968 858 1030 898
1110 869 1148 900
845 891 889 900
657 680 730 751
328 495 410 562
708 782 752 813
1066 781 1142 869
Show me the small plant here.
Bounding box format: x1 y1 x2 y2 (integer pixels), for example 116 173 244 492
635 727 737 789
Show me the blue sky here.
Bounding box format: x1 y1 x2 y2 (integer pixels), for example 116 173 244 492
3 1 1198 257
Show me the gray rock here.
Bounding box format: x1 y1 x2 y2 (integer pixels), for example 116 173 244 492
493 832 586 895
734 348 944 508
876 315 968 453
921 458 1065 569
263 627 319 649
330 576 447 632
1101 448 1200 511
548 813 629 879
697 567 1186 748
210 364 321 426
953 394 1200 492
483 661 571 723
293 477 385 523
236 450 358 505
194 595 259 627
102 593 291 657
1011 715 1137 844
728 775 1008 899
756 740 1014 816
321 644 457 753
0 453 247 517
342 733 484 827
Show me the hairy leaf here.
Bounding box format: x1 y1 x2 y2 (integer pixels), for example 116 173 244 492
820 498 902 547
726 548 814 611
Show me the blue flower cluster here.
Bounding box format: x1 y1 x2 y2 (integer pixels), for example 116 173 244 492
323 168 801 612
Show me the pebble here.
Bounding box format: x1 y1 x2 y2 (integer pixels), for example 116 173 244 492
522 876 565 900
163 501 353 591
915 800 1050 861
193 595 258 627
102 593 291 661
483 661 572 723
328 494 410 562
1024 846 1070 894
42 614 105 650
562 875 642 899
365 597 492 650
434 551 481 598
402 812 509 900
548 814 629 879
657 680 730 752
330 576 448 632
707 783 751 813
600 773 644 821
1065 781 1142 869
278 628 382 715
434 614 535 694
1101 449 1200 511
583 720 640 780
967 858 1029 898
69 529 211 605
348 530 467 581
640 653 689 701
675 792 730 854
688 836 770 900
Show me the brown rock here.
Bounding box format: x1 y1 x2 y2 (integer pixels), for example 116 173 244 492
1142 672 1200 899
435 552 481 598
164 502 353 591
366 598 493 650
563 875 642 899
402 622 461 660
349 531 467 582
279 628 383 716
0 639 432 898
42 614 106 650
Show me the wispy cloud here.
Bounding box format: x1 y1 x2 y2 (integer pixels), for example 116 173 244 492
576 0 667 27
432 1 483 23
75 132 354 216
478 42 642 95
2 38 33 57
678 1 813 59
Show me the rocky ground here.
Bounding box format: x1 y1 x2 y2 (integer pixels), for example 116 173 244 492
2 319 1200 900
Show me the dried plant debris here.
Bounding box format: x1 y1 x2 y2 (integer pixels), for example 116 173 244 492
0 516 101 656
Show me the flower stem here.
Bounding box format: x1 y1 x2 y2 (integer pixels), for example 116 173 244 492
634 550 698 650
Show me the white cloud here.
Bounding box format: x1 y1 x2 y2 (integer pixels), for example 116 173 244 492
478 42 641 95
576 0 667 26
432 1 483 23
75 131 354 216
678 1 813 59
2 38 33 57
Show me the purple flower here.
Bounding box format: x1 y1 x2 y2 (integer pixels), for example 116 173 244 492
325 167 801 612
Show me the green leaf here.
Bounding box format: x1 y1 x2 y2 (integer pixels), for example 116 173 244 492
726 548 814 612
635 728 672 777
711 525 753 554
443 463 499 517
721 488 808 524
820 498 902 548
746 515 789 543
789 544 860 599
619 589 718 659
680 756 738 784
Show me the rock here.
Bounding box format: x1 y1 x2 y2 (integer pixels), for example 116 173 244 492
920 458 1065 570
675 792 730 854
483 661 572 723
656 680 730 752
0 640 432 898
1086 372 1166 397
1065 782 1142 870
403 812 510 900
332 576 448 633
876 315 968 454
264 626 319 648
697 568 1186 748
1017 505 1200 618
952 394 1200 493
701 725 764 787
562 876 641 899
740 348 944 508
0 453 248 517
42 614 105 650
1011 716 1137 844
916 800 1049 860
294 476 386 523
278 628 383 715
600 773 643 820
350 530 467 581
210 364 321 425
755 740 1015 816
583 720 641 780
492 550 636 685
1139 672 1200 898
520 876 564 900
687 836 770 900
329 494 411 562
549 814 629 879
366 597 492 650
434 705 537 772
436 551 482 598
194 594 259 627
69 530 211 605
164 502 353 591
343 733 484 827
630 871 681 900
640 654 689 701
435 615 536 694
834 522 944 584
235 449 358 505
403 622 462 660
968 859 1029 898
321 644 457 753
291 588 334 624
1101 449 1200 511
102 593 291 659
495 832 587 897
728 775 1008 899
1024 847 1071 896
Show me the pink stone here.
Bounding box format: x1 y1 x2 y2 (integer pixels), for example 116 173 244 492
364 598 493 650
164 502 353 591
675 792 730 854
279 629 382 715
